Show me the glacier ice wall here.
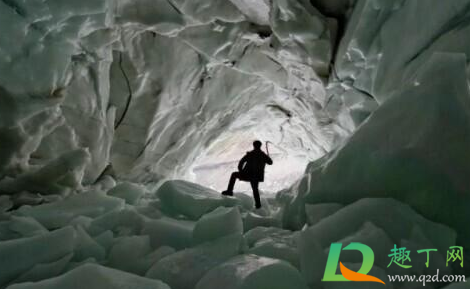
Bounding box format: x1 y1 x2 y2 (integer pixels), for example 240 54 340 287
0 0 351 193
279 0 470 242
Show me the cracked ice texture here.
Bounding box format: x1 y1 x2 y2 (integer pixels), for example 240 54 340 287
0 0 342 192
334 0 470 102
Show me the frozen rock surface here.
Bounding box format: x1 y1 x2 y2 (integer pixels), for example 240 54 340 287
142 217 195 249
242 211 280 232
195 254 308 289
11 254 74 285
299 198 456 287
107 182 146 205
14 190 124 229
0 227 75 287
107 235 153 275
0 216 47 240
305 203 343 226
146 234 245 289
156 180 239 219
302 198 455 254
193 206 243 245
245 227 300 268
7 264 170 289
0 149 90 196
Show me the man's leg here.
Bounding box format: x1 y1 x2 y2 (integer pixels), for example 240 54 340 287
222 172 240 196
250 181 261 208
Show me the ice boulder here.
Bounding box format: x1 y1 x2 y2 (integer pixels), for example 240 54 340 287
107 182 146 205
7 264 170 289
0 149 90 196
245 227 294 247
135 202 164 219
298 198 456 287
107 236 156 275
242 211 280 232
73 226 106 262
195 254 309 289
232 193 255 211
0 226 75 287
245 227 300 268
10 254 73 285
298 231 327 288
87 207 145 237
248 236 300 269
305 203 343 226
156 180 239 220
193 206 243 245
301 199 456 256
94 175 116 192
93 230 114 250
276 173 312 230
15 190 124 229
0 216 47 241
144 246 176 267
146 234 245 289
142 216 195 249
0 107 64 178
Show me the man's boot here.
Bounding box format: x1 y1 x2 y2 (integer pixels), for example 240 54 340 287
221 190 233 196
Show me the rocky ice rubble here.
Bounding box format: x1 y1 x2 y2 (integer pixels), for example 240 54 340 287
2 0 470 288
0 179 465 289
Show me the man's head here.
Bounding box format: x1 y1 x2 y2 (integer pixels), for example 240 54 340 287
253 140 262 150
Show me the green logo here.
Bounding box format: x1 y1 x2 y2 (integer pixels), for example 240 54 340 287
322 243 385 284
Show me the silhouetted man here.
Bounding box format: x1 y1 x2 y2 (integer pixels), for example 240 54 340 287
222 140 273 209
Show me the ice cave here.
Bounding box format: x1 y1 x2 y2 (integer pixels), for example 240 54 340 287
1 0 470 288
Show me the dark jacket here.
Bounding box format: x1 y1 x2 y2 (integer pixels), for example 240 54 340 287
238 149 273 182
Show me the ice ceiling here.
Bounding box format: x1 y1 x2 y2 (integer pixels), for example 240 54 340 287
0 0 359 193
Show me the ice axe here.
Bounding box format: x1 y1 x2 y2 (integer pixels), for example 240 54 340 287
265 141 289 158
265 141 272 156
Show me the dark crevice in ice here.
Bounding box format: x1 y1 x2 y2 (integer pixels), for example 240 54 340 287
2 0 26 18
114 52 134 130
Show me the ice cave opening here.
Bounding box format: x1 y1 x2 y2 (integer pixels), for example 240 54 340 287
186 131 312 193
183 94 331 193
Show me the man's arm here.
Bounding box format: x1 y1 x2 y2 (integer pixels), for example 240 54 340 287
265 153 273 165
238 154 248 171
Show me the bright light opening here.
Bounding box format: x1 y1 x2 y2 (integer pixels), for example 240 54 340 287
185 130 310 193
